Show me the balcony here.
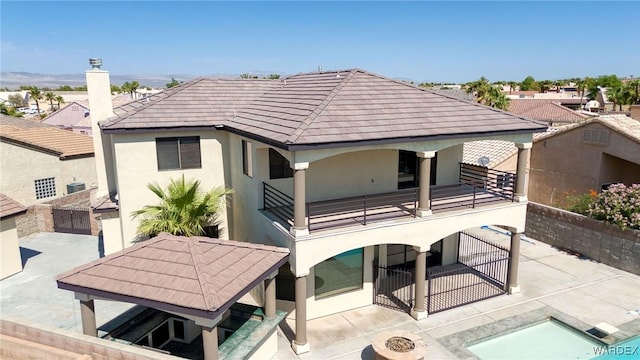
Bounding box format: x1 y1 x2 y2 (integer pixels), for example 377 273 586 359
263 164 516 233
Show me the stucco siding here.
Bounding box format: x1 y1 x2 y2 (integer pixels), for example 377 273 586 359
0 217 22 280
529 122 640 206
111 130 230 247
0 142 97 206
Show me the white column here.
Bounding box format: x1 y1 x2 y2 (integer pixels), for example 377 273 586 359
202 326 218 360
416 151 436 217
292 275 310 354
291 162 309 237
508 232 522 294
514 143 532 202
411 250 428 320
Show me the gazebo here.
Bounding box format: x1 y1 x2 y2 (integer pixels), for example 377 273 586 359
56 233 289 360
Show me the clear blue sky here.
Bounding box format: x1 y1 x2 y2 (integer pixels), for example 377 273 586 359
1 1 639 83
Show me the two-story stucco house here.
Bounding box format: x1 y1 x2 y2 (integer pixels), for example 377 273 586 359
86 65 546 354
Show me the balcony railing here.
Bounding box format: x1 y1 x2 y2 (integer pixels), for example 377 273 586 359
262 165 516 233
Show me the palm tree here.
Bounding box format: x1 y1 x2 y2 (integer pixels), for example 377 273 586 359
507 81 518 94
131 175 233 238
44 91 56 110
55 95 65 110
240 73 257 79
267 73 280 79
29 86 43 114
465 77 510 110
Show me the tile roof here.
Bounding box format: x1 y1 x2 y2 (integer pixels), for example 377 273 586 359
103 79 279 130
0 193 27 219
508 99 590 123
462 140 517 168
0 115 94 158
101 69 547 147
535 114 640 144
56 233 289 319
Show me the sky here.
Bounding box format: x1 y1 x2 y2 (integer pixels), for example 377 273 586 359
1 1 639 84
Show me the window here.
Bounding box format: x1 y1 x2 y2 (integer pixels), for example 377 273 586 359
34 177 56 199
314 248 363 298
269 148 293 179
398 150 437 189
242 140 253 177
156 137 201 170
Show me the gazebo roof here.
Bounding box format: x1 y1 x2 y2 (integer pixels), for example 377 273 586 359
56 233 289 320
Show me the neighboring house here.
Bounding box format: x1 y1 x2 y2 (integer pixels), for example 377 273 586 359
86 67 546 355
0 193 27 280
0 115 97 206
464 115 640 207
529 114 640 206
41 101 91 135
508 99 591 126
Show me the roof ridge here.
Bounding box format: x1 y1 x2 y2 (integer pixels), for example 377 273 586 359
188 237 222 311
285 69 357 144
549 102 589 119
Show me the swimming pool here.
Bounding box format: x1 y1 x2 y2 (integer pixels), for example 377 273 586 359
466 319 604 359
591 336 640 359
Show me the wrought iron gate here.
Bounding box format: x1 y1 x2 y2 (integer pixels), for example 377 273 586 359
52 207 91 235
373 265 414 313
427 231 509 313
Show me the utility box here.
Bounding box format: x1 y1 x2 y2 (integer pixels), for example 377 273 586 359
67 182 86 194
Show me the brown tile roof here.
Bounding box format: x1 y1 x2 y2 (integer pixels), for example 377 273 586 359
462 140 517 168
0 115 94 159
535 114 640 144
508 99 590 123
0 193 27 219
101 69 546 147
103 78 279 130
56 233 289 319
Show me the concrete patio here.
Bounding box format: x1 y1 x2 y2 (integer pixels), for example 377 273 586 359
1 230 639 359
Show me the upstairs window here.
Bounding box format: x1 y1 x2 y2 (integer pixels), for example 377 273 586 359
35 177 56 199
269 148 293 179
242 140 253 177
156 137 201 170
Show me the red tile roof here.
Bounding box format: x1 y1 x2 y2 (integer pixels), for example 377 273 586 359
101 69 547 148
508 99 590 123
0 193 27 219
56 233 289 319
0 115 94 159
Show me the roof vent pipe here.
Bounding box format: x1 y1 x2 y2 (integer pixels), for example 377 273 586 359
89 58 102 69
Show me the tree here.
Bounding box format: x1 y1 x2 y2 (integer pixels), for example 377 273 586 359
166 77 181 88
44 91 56 110
55 95 65 110
465 77 510 110
507 81 518 94
0 103 23 117
625 79 640 104
121 81 140 97
57 85 73 91
28 86 43 114
267 73 280 79
110 84 121 94
240 73 257 79
7 94 26 108
131 175 233 238
520 76 538 91
538 80 553 93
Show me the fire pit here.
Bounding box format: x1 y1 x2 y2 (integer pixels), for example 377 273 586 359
372 330 427 360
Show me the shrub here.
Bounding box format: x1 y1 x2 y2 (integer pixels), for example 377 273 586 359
589 183 640 230
564 189 597 215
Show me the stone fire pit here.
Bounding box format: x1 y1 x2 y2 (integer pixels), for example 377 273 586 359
372 330 427 360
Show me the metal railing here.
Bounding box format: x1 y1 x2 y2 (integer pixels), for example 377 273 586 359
263 183 294 227
262 164 517 233
307 188 417 231
426 231 509 313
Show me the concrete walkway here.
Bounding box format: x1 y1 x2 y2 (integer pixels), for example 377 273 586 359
1 231 638 359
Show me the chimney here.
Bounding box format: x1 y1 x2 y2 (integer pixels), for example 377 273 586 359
86 58 115 198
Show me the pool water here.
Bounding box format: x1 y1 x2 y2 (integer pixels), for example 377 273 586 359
591 336 640 359
466 319 603 360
